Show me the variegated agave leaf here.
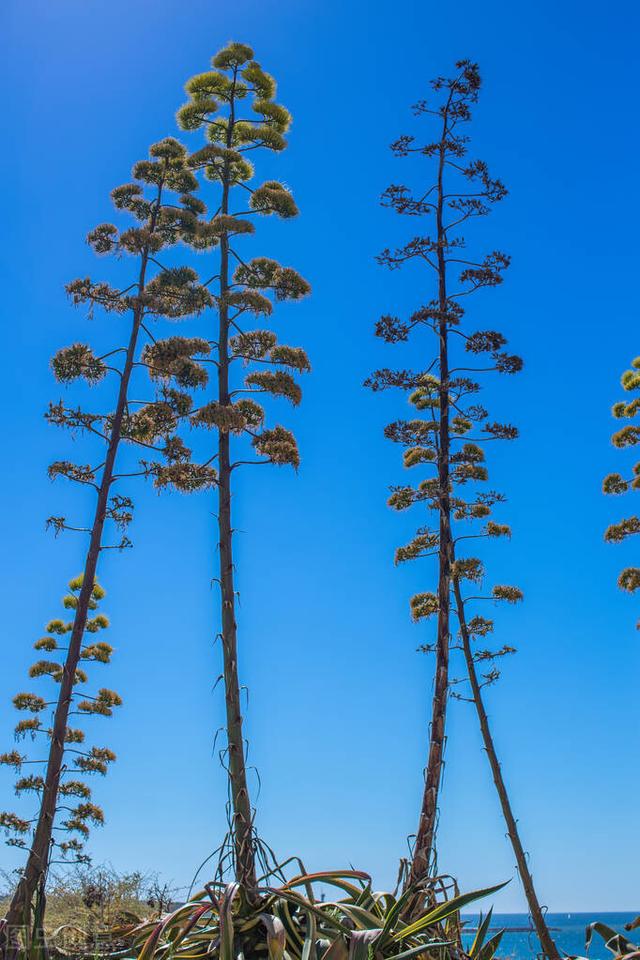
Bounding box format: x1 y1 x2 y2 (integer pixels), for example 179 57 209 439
260 913 286 960
468 908 493 958
586 921 639 960
348 929 381 960
300 910 317 960
320 936 349 960
476 929 505 960
219 883 240 960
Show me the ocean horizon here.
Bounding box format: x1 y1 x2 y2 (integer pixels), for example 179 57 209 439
461 912 638 958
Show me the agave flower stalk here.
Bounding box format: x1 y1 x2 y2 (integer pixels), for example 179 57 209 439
370 60 557 951
369 60 512 882
1 577 116 869
603 356 640 619
0 138 215 952
451 574 559 960
177 42 310 897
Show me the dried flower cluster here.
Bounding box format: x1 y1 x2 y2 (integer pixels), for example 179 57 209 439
0 577 116 862
604 357 640 616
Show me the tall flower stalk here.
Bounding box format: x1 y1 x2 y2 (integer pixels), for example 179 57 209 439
0 137 214 954
1 577 117 913
369 60 511 883
451 575 559 959
177 42 310 897
370 61 560 957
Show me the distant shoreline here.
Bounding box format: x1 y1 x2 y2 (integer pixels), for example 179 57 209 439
466 926 561 933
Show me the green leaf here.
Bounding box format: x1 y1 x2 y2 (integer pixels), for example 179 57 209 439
469 908 493 957
301 910 317 960
335 904 382 931
320 938 348 960
347 929 379 960
374 886 415 948
281 871 370 901
260 914 286 960
393 942 454 960
269 888 351 937
477 929 505 960
586 921 637 957
219 883 240 960
273 898 304 958
391 882 508 942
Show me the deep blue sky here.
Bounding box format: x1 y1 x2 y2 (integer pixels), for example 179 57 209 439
2 0 639 913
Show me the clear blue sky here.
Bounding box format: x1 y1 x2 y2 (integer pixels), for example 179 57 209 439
2 0 639 913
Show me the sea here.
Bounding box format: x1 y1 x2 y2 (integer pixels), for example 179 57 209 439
461 912 638 959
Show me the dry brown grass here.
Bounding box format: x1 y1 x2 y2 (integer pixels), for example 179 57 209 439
0 866 173 953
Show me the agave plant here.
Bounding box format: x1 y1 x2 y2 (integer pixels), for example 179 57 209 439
583 919 640 960
111 869 505 960
463 910 504 960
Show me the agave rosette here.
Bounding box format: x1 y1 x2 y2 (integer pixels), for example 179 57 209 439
112 869 505 960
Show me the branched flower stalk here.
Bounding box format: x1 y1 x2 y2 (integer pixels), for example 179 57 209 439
369 59 513 885
0 137 215 953
177 42 310 898
370 60 560 958
451 573 559 959
1 576 116 864
603 356 640 614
